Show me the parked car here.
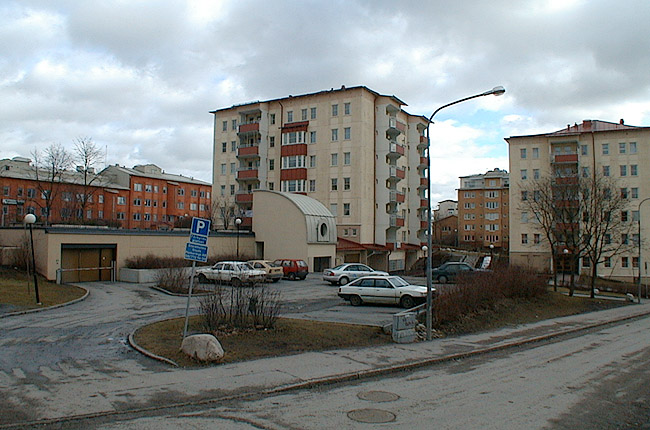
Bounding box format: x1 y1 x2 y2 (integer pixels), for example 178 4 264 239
323 263 389 285
248 260 283 282
431 262 486 284
338 275 432 308
195 261 266 286
273 259 309 280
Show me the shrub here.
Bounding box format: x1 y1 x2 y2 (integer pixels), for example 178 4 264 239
124 254 190 269
155 268 190 293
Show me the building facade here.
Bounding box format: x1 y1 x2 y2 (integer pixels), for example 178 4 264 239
457 168 510 250
507 119 650 282
0 157 211 230
211 86 429 271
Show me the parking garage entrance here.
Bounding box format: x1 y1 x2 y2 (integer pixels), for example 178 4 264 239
60 244 116 283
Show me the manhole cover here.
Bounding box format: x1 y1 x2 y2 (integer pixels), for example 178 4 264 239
347 408 396 423
357 390 400 402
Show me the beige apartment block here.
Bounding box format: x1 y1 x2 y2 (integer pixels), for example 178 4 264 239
211 86 429 271
507 119 650 282
457 168 510 250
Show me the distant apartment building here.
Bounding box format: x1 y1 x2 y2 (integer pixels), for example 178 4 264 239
434 199 458 218
211 86 429 271
0 157 211 229
432 214 458 247
457 168 510 250
507 119 650 282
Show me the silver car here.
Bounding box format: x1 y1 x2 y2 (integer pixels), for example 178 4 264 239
338 275 431 308
323 263 389 285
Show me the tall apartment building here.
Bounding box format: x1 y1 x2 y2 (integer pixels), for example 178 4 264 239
211 86 429 271
457 168 510 250
507 119 650 282
0 157 211 230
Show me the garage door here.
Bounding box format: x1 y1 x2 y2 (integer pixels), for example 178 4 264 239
61 245 116 283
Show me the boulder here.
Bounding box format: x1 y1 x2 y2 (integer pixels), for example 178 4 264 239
181 334 224 362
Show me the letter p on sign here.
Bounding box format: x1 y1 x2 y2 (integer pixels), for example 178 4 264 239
191 217 211 236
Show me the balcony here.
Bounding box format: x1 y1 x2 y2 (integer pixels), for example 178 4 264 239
555 176 578 185
280 168 307 181
387 117 404 137
417 177 429 190
387 166 406 182
389 215 405 228
388 189 405 203
235 192 253 204
420 220 428 229
281 143 307 157
238 122 260 134
236 168 259 181
417 135 427 150
553 154 578 164
237 145 259 159
387 142 405 160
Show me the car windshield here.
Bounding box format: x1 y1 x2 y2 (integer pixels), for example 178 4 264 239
331 265 346 270
389 276 409 287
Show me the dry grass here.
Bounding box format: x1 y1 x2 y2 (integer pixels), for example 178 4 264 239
133 316 391 367
0 267 86 310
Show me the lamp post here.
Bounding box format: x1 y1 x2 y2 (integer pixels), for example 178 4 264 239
23 214 41 305
489 244 494 268
425 86 505 341
637 198 650 303
235 217 242 260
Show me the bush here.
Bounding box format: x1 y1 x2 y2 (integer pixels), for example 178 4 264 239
432 265 547 327
155 268 190 293
199 284 281 332
125 254 190 269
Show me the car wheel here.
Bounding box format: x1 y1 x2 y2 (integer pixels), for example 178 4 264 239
400 295 415 309
272 278 280 283
197 273 208 284
232 278 242 288
339 276 350 286
349 295 362 306
288 272 296 281
438 275 448 284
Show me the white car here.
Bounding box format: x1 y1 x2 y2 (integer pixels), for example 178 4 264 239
323 263 389 285
338 275 433 308
195 261 266 286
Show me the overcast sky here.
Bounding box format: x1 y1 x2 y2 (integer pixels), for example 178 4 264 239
2 0 649 204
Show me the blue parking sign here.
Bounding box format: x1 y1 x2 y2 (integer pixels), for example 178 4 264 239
191 217 211 237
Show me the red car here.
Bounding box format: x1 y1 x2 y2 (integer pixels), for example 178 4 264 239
273 259 309 280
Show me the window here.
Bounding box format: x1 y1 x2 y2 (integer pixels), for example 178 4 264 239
117 196 126 205
222 120 227 131
134 183 142 191
631 165 638 176
283 131 305 144
605 257 611 268
632 188 639 199
521 211 528 223
332 104 338 116
633 257 639 268
232 119 237 130
190 203 198 211
331 178 338 191
310 107 317 119
282 155 306 169
98 194 104 203
222 142 227 152
2 185 11 196
621 188 628 199
486 191 499 198
619 142 626 154
230 185 235 195
178 188 185 196
344 152 351 165
144 213 151 221
163 187 167 194
330 203 338 216
310 131 317 143
622 234 629 245
270 136 275 147
534 234 541 244
622 257 629 268
301 108 307 121
602 143 609 155
331 153 338 166
581 145 588 155
605 234 611 244
520 148 527 159
581 167 590 177
532 147 539 159
520 169 527 180
269 159 275 171
344 177 350 190
221 163 226 175
133 198 142 206
309 155 316 167
620 165 627 176
521 191 528 201
344 127 351 140
133 213 141 221
177 201 184 209
27 188 35 198
344 102 350 115
231 163 236 174
287 111 293 122
331 129 338 141
630 142 637 154
309 179 316 192
603 165 610 176
270 113 275 125
486 201 499 209
269 182 274 190
583 257 591 267
343 203 350 216
144 199 151 207
521 234 528 244
622 211 628 222
230 141 236 151
533 169 540 180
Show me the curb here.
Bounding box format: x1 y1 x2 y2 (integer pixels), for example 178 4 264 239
0 287 89 319
127 333 179 367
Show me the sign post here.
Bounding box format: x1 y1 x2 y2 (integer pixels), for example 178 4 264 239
183 217 211 338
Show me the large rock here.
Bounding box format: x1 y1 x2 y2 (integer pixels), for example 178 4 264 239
181 334 224 362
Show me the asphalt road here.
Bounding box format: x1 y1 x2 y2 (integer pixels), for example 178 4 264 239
79 314 650 430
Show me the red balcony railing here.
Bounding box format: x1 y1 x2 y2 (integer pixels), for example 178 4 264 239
237 169 258 179
238 145 259 157
238 123 259 133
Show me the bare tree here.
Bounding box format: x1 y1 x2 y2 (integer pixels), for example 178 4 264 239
211 196 237 230
72 137 104 221
31 144 73 225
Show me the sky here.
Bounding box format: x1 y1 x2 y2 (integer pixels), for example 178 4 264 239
2 0 650 204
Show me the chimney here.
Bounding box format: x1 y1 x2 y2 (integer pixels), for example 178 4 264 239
620 118 625 125
583 120 591 130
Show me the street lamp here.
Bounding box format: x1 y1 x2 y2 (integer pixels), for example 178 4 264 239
489 244 495 267
425 86 505 341
235 217 242 260
637 198 650 303
23 214 41 305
